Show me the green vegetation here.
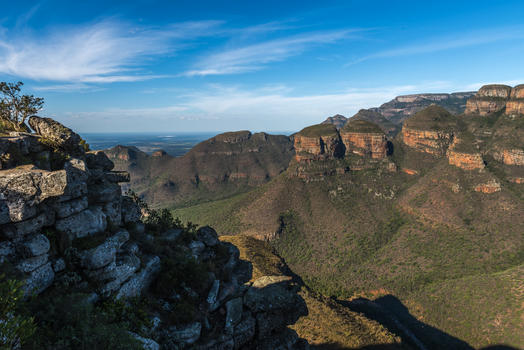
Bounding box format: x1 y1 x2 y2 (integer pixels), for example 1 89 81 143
403 105 458 131
0 82 44 132
222 234 406 349
24 293 142 350
298 123 338 137
0 276 36 349
341 119 384 133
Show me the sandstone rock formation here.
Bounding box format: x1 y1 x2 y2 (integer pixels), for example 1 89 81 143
401 105 457 155
340 119 387 159
493 148 524 166
294 124 344 162
465 84 524 116
447 149 485 170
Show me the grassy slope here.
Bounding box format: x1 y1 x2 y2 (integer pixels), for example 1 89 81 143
174 157 524 348
173 109 523 348
220 235 408 350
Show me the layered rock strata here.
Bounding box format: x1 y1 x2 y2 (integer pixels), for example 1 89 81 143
465 84 524 116
340 120 387 159
401 105 457 155
294 124 344 163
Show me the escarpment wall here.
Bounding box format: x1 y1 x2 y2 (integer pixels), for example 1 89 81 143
465 84 524 116
339 132 387 159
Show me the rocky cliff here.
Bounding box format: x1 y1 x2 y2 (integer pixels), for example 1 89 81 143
293 124 344 163
465 84 524 116
0 117 309 349
340 119 388 159
400 105 457 156
374 92 474 124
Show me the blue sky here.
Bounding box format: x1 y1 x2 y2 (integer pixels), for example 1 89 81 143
1 0 523 133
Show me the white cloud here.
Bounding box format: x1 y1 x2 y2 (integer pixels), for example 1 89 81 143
185 30 353 76
0 19 221 83
349 27 524 65
57 81 458 132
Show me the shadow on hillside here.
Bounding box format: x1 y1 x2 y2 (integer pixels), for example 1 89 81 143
313 343 407 350
337 294 474 350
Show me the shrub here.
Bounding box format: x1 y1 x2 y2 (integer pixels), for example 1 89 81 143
0 276 36 349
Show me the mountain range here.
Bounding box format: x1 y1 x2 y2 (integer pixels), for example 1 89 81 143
133 85 522 349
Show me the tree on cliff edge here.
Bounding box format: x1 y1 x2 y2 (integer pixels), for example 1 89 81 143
0 81 44 132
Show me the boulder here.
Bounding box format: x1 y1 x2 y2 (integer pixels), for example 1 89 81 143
28 116 84 155
3 212 50 239
0 241 14 263
233 312 256 349
225 297 243 333
56 207 107 240
164 322 202 346
129 333 159 350
23 261 54 295
121 196 141 224
19 234 50 257
16 254 49 273
79 230 129 270
103 199 122 226
88 183 121 203
197 226 219 247
55 197 89 219
86 151 114 171
95 254 141 295
116 255 161 299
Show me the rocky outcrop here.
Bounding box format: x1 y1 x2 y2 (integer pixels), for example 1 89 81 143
493 148 524 166
446 135 485 170
474 180 501 193
447 150 484 170
340 120 387 159
465 84 524 116
28 116 85 155
401 105 457 155
321 114 348 129
294 124 344 162
0 116 309 350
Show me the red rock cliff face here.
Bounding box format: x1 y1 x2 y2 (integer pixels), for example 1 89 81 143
294 133 343 162
340 132 387 159
506 85 524 116
465 98 507 116
401 128 453 155
465 84 512 116
447 150 484 170
493 148 524 166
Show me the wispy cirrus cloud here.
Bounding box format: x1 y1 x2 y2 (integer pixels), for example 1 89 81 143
184 30 354 76
0 19 222 83
348 27 524 65
58 81 456 132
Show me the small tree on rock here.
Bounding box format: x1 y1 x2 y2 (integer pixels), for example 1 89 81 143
0 82 44 132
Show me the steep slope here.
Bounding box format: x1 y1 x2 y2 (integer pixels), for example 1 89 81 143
105 131 293 208
172 86 524 349
221 235 409 350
